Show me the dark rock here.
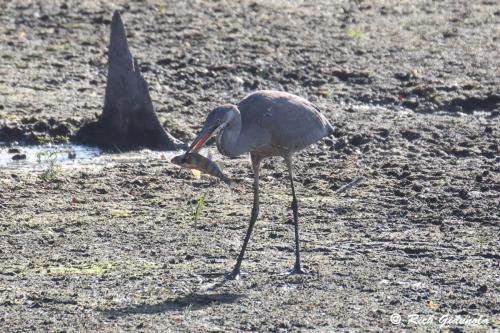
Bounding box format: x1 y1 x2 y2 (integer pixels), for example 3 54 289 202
324 138 334 146
349 134 370 146
303 178 313 186
21 117 37 124
401 130 421 141
458 189 468 200
95 188 108 194
332 69 372 84
444 94 500 113
7 148 20 154
402 99 419 109
268 232 278 239
403 247 428 255
394 72 412 81
334 138 347 150
477 285 488 294
244 79 260 90
394 189 406 197
0 126 23 140
430 219 442 225
12 154 26 160
397 171 411 179
33 121 49 132
51 123 71 136
412 184 423 192
332 127 346 138
376 128 390 138
399 198 409 205
92 16 111 25
449 148 471 157
157 58 173 66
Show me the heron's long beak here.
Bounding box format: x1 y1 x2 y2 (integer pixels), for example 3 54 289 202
185 125 216 155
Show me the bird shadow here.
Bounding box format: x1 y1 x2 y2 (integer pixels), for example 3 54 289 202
101 292 242 317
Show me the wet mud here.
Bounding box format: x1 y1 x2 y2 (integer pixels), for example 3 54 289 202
0 1 498 332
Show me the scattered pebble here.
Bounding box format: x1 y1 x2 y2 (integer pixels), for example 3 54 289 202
11 154 26 160
7 148 20 154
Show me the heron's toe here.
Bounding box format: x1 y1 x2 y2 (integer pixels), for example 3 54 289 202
225 270 241 280
284 267 308 276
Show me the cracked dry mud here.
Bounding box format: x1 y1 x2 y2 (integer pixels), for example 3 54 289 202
0 1 499 332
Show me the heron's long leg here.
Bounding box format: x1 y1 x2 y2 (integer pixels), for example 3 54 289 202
229 153 261 279
286 156 305 274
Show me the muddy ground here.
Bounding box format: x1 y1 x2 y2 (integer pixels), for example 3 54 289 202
0 0 499 332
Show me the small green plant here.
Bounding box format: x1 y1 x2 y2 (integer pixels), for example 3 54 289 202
193 192 207 228
54 135 69 144
477 234 489 254
347 27 364 39
37 150 61 182
35 135 53 145
111 209 131 218
183 304 193 317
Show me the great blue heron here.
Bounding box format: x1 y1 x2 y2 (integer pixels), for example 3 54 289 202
185 90 334 278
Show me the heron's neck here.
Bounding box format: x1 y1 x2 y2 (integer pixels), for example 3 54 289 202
217 110 247 157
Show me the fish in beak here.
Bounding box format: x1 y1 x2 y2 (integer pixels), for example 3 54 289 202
171 152 233 186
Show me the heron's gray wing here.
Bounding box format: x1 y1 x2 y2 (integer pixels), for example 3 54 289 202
242 91 332 152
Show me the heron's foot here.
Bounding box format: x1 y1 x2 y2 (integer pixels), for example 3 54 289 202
286 264 307 275
225 268 241 280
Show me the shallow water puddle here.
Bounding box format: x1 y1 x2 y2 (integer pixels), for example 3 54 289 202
0 143 181 170
0 143 102 169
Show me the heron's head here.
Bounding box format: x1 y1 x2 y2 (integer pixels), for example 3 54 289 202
186 104 238 154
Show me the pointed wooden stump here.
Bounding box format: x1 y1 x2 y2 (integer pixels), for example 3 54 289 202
76 11 181 150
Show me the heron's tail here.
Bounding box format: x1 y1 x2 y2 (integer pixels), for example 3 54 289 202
328 123 335 136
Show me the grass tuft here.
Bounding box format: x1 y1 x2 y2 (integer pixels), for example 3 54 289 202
193 192 207 228
347 27 365 39
111 209 131 218
37 150 61 182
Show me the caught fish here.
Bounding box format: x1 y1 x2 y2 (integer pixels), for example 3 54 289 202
171 152 233 186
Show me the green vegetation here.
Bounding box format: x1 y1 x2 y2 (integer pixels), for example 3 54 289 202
193 192 207 228
35 134 52 144
44 263 115 276
183 304 193 317
54 135 69 144
476 234 490 254
347 27 365 39
35 134 69 144
111 209 131 218
36 150 61 182
11 259 161 277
